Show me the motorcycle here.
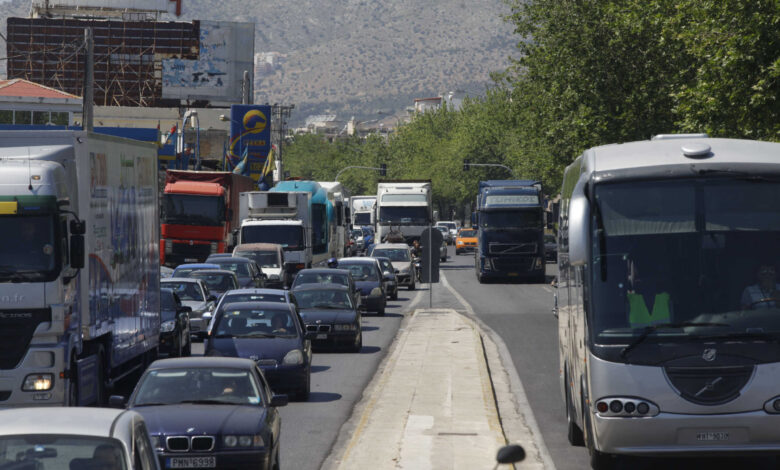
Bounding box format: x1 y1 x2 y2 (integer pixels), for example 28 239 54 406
412 256 422 282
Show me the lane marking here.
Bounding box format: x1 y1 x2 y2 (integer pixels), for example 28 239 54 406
440 271 557 470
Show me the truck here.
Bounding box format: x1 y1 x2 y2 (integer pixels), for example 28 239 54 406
0 130 160 407
237 181 339 284
375 180 432 244
350 195 376 231
318 182 350 257
160 170 256 267
474 180 545 283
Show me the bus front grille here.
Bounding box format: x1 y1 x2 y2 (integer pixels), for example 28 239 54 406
664 364 754 406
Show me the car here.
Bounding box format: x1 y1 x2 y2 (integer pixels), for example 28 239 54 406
171 263 220 278
159 288 192 357
438 237 448 262
291 268 360 308
455 228 478 255
207 288 300 334
368 243 415 290
112 357 287 470
161 277 217 340
435 225 454 245
233 243 287 288
335 257 387 315
205 302 312 400
161 265 175 278
185 269 240 299
0 407 160 470
544 233 558 262
436 221 459 244
204 256 266 289
292 284 363 352
375 256 399 300
205 253 235 261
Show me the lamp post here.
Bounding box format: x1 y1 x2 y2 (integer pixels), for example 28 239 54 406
219 114 241 172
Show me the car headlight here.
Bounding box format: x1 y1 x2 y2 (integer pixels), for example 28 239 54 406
150 435 163 451
283 349 304 365
22 373 53 391
223 435 238 447
370 287 382 297
160 320 176 333
334 324 357 331
457 240 464 245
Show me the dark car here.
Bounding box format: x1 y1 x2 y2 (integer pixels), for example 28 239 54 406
375 257 398 300
114 357 287 470
159 288 192 357
291 268 360 309
205 256 266 288
186 269 240 299
292 284 362 352
172 263 220 278
208 289 298 334
161 277 217 340
544 234 558 262
335 257 386 315
205 301 312 401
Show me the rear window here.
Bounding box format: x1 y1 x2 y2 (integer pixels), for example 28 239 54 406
459 229 477 237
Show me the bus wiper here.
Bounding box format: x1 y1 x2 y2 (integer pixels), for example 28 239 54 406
693 331 780 343
620 322 730 359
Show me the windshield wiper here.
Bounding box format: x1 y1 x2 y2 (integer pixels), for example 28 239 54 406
179 400 232 405
620 322 731 359
235 332 277 338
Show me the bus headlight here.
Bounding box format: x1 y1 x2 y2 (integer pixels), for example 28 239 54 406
594 397 658 417
23 374 53 391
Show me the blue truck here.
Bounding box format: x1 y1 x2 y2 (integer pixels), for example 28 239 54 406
0 130 160 407
474 180 546 283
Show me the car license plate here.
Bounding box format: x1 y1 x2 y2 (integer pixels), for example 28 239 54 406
184 258 198 262
316 333 328 340
167 456 216 468
696 432 729 442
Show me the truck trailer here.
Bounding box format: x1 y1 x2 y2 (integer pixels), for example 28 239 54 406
350 195 376 232
474 180 546 283
160 170 256 266
0 130 160 407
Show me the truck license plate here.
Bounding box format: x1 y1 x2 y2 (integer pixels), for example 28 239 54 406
167 456 216 468
696 432 729 442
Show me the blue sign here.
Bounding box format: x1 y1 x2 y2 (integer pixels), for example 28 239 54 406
227 105 271 182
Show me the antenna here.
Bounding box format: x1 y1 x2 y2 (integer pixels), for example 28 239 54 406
27 147 33 191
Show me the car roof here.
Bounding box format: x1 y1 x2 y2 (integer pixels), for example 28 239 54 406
174 263 220 269
292 284 350 292
219 301 294 311
338 257 378 264
372 243 410 249
189 269 237 276
0 407 141 437
210 256 253 264
223 288 288 295
297 268 350 275
162 277 203 283
149 356 258 371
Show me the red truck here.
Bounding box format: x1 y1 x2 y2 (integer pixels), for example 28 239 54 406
160 170 256 266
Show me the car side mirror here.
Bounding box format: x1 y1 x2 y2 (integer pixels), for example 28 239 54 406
270 394 288 407
70 234 85 269
207 295 217 302
108 395 127 409
179 306 192 314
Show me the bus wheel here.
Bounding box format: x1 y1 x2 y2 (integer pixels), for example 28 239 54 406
584 398 615 470
565 379 584 446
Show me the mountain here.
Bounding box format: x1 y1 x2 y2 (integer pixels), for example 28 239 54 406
0 0 518 125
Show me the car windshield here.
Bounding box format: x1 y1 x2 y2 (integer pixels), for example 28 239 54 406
378 206 428 224
371 248 410 261
459 229 477 238
544 234 556 244
162 282 204 301
236 251 279 268
212 260 251 277
293 272 350 288
340 263 379 281
0 436 127 470
214 307 297 338
590 178 780 346
189 272 237 292
132 368 262 406
353 212 372 225
295 289 353 310
379 259 394 273
220 293 287 305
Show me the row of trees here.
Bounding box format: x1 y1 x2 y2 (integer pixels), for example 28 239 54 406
282 0 779 219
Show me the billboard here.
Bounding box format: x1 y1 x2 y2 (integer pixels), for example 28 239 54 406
31 0 179 14
227 105 271 185
162 21 254 104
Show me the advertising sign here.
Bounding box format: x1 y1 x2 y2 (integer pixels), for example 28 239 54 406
227 104 271 184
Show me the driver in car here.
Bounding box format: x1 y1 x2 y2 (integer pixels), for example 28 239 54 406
741 264 780 309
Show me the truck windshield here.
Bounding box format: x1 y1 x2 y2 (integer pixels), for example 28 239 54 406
590 177 780 348
0 215 58 280
236 251 280 268
480 210 541 230
354 212 371 225
242 225 305 251
162 194 225 226
378 207 428 224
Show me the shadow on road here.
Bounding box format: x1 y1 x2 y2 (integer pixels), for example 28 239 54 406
361 326 379 332
307 392 342 403
358 346 382 354
378 312 404 318
310 365 331 373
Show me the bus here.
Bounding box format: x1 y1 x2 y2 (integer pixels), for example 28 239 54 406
557 135 780 468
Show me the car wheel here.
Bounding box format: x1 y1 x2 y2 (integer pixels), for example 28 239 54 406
377 304 385 316
455 249 461 255
297 373 311 402
391 289 398 300
183 337 192 356
350 330 363 353
408 281 415 291
174 333 183 358
272 445 280 470
441 255 446 262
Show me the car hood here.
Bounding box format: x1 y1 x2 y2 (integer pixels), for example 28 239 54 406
299 309 357 324
208 336 301 360
262 267 282 277
458 237 478 243
390 261 411 272
181 300 209 313
355 281 381 295
133 404 268 435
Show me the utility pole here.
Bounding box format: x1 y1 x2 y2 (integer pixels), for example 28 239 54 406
82 28 94 132
242 70 250 104
271 104 294 182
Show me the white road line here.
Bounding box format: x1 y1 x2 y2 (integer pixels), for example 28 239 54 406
405 288 425 313
542 286 552 293
440 271 557 470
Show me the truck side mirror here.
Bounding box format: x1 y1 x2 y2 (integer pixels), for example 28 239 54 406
70 234 85 269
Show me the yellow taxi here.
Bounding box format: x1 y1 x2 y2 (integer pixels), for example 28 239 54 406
455 227 478 255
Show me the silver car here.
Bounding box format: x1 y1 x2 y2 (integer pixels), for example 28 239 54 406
369 243 415 290
161 277 217 340
0 407 160 469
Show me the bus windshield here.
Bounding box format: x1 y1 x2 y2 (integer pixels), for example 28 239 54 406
590 177 780 346
480 210 541 230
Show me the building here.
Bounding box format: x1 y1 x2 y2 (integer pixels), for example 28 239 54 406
413 97 442 113
0 79 81 126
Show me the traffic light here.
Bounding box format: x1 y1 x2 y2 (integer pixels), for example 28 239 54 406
463 159 470 171
379 163 387 177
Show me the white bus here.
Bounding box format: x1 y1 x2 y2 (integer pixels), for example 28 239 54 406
557 135 780 468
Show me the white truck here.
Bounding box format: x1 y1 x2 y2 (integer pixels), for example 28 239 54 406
376 180 433 244
318 181 349 257
350 195 376 231
0 130 160 407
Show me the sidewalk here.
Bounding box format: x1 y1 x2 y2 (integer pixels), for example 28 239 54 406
324 308 541 470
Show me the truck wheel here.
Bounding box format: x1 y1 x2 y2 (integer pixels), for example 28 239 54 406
95 350 107 406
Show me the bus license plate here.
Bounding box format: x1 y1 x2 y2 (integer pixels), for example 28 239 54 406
696 432 729 442
167 456 216 468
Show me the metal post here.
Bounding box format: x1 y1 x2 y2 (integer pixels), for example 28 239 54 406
428 223 433 308
82 28 94 132
242 70 250 104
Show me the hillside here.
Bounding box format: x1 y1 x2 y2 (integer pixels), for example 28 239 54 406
0 0 518 124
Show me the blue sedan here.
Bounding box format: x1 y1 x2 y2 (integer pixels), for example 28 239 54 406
205 301 312 401
114 357 287 470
